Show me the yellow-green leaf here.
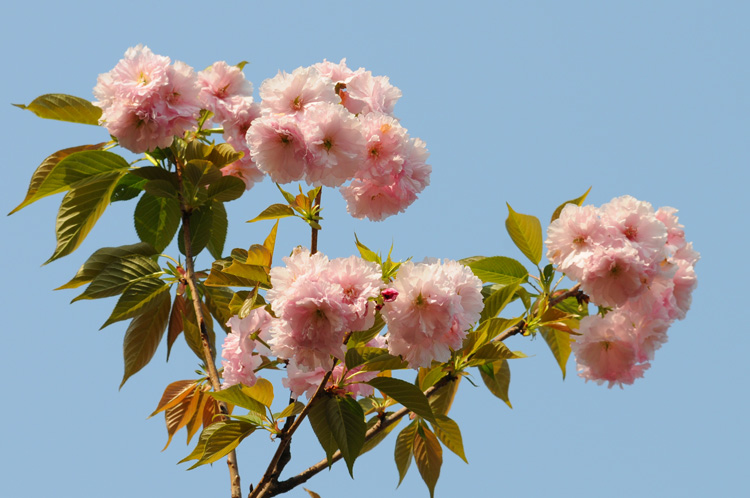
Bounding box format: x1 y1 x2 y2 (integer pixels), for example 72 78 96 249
394 420 417 486
120 292 171 388
432 415 467 463
13 93 102 125
479 360 512 408
413 424 442 498
550 186 592 223
247 203 295 223
540 326 574 379
505 203 543 265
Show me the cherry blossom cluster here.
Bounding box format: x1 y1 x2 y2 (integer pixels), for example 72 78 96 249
545 195 699 387
93 46 431 220
220 251 485 395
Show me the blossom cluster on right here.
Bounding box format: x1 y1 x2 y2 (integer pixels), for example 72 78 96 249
546 195 699 387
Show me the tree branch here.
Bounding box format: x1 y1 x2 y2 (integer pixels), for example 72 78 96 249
179 170 241 498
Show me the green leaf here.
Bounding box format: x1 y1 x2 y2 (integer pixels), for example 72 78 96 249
206 143 243 168
242 378 274 407
540 326 573 379
354 234 380 264
120 290 171 388
191 420 255 468
479 279 522 322
130 166 178 185
143 179 178 199
470 316 523 348
345 347 388 370
111 173 147 202
207 201 228 260
428 377 460 416
13 93 102 125
394 421 418 486
550 186 592 223
432 415 467 463
166 294 186 361
276 401 305 420
479 360 512 408
471 341 525 362
180 421 222 463
467 256 528 285
247 203 295 223
308 395 338 467
326 396 366 476
101 278 170 329
178 206 213 257
413 424 442 498
367 377 436 423
204 261 263 288
209 385 268 417
134 193 180 253
360 413 400 455
204 286 234 334
219 261 270 286
505 203 543 265
57 243 156 290
276 183 297 205
207 176 245 202
347 313 386 348
73 255 162 301
263 221 279 264
358 353 409 372
46 169 128 263
9 143 108 214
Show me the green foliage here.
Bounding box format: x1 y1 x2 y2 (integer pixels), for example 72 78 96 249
120 291 171 388
111 173 147 202
57 243 157 290
9 143 108 214
247 203 295 223
308 395 339 467
209 384 267 417
326 396 366 476
207 201 228 259
505 203 543 265
465 256 528 285
72 255 162 301
479 279 522 322
431 415 467 463
181 301 216 363
394 420 418 486
188 420 256 469
134 193 181 252
550 186 592 222
367 377 436 423
13 93 102 125
540 326 574 379
347 312 387 348
479 360 512 408
178 205 213 257
101 278 170 329
413 422 443 498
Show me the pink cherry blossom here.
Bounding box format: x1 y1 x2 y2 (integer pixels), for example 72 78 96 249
259 66 337 116
383 260 483 368
220 308 275 388
246 115 309 183
580 245 651 308
546 204 607 280
197 61 254 123
600 195 667 262
344 70 402 116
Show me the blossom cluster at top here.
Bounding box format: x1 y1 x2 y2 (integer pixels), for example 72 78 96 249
93 45 431 221
546 195 699 387
220 249 484 397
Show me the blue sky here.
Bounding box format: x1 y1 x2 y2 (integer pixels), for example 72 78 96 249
2 1 748 497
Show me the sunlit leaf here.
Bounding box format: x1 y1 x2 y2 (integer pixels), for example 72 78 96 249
479 279 522 322
209 384 267 416
326 396 366 476
150 379 196 418
360 413 400 455
207 201 228 260
163 388 200 450
102 278 170 329
413 423 442 498
505 203 543 265
247 203 295 223
467 256 528 285
432 414 467 463
479 360 512 408
242 378 274 407
550 186 592 222
207 176 245 202
276 401 305 420
13 93 101 125
180 421 222 463
72 255 162 301
191 420 255 468
367 377 436 423
540 326 574 379
204 286 234 334
111 173 147 202
134 193 180 253
394 420 417 486
428 377 460 416
57 243 156 290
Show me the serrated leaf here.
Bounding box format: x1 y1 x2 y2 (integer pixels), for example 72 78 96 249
242 378 274 407
180 421 222 463
354 234 380 264
428 377 460 416
467 256 528 285
111 173 147 202
221 261 270 286
192 420 255 467
14 93 101 125
207 143 243 168
143 179 178 199
276 401 305 420
550 186 592 223
505 203 543 265
73 254 162 302
209 385 267 416
479 279 522 322
163 387 201 450
432 415 467 463
9 143 108 214
479 360 512 408
359 353 410 372
345 347 389 370
102 278 170 329
395 420 417 486
150 379 196 417
167 294 186 360
134 193 180 253
207 175 245 202
471 341 525 362
247 203 295 223
204 262 261 288
57 243 156 290
207 201 228 260
204 285 234 334
46 169 128 263
413 424 442 498
130 166 178 185
540 326 573 379
308 396 338 467
326 396 366 476
367 377 435 423
119 291 171 388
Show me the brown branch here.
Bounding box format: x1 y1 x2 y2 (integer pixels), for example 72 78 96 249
310 189 322 255
267 375 455 496
179 173 241 498
496 282 584 342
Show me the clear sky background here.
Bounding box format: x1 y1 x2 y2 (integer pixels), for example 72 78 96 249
2 1 748 497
